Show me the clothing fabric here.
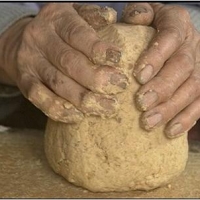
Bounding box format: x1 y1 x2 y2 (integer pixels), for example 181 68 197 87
0 3 38 35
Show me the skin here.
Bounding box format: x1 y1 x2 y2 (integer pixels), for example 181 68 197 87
0 3 199 139
123 3 200 138
0 3 127 123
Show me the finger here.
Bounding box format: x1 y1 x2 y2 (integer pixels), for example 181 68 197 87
140 73 200 130
81 92 119 118
35 59 120 118
133 4 192 84
35 58 87 107
74 3 117 30
50 3 121 66
136 42 195 111
165 96 200 139
17 74 84 123
41 32 128 94
122 3 154 25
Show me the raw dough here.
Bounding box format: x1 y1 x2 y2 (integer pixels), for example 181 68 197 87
44 24 188 192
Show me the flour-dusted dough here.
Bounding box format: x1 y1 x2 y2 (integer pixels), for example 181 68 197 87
45 24 188 192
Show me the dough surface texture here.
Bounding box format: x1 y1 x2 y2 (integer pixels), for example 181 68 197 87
45 24 188 192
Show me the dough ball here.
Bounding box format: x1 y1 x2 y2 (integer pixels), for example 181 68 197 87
45 24 188 192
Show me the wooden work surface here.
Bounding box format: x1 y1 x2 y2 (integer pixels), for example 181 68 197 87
0 128 200 198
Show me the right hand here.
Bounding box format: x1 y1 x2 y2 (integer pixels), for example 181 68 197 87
0 3 128 123
122 3 200 138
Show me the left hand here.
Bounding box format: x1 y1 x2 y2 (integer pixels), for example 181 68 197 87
122 3 200 138
0 3 124 123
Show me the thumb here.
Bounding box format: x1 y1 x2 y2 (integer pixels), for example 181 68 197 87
122 3 154 25
73 3 117 30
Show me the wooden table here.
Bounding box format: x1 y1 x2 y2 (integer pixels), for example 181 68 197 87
0 128 200 198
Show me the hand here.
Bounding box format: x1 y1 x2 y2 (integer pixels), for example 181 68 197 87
0 3 128 123
122 3 200 138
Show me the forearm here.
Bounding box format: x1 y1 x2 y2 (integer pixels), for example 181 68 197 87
0 3 38 35
0 17 32 85
0 3 37 85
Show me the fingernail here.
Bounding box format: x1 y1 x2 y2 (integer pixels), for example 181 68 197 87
166 123 183 138
110 73 128 89
81 93 119 118
137 64 153 84
130 7 148 16
97 97 119 117
106 49 121 63
136 90 158 111
99 98 116 110
144 113 162 129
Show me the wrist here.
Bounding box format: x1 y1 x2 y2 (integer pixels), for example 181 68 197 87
0 17 33 86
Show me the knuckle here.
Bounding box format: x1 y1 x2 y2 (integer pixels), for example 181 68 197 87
152 45 165 64
179 52 194 67
172 53 194 75
43 67 60 90
167 5 190 20
23 21 42 42
166 99 179 117
58 49 80 75
179 114 194 130
47 3 61 10
59 49 74 65
19 21 47 56
165 27 181 40
192 63 200 78
165 5 191 33
51 71 60 89
189 74 200 92
154 76 174 99
68 23 92 41
163 86 174 100
184 114 193 125
176 6 190 20
39 3 62 19
190 65 200 84
40 3 56 13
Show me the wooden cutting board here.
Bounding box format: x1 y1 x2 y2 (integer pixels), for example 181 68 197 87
0 128 199 198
